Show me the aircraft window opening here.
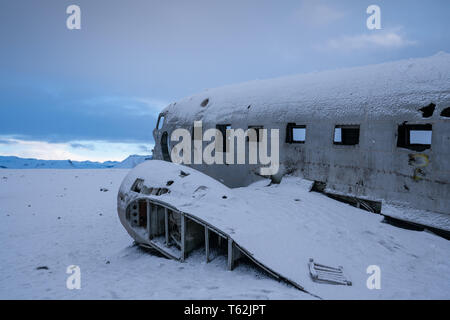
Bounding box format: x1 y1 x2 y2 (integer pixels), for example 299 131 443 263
131 179 169 196
397 124 432 151
161 131 171 162
248 125 264 142
419 103 436 118
286 123 306 144
131 178 144 193
441 107 450 117
333 125 360 145
156 114 165 130
216 124 231 153
201 98 209 107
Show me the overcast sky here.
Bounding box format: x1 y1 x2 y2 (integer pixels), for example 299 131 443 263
1 0 449 161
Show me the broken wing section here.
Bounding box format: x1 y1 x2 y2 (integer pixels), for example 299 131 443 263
117 160 450 299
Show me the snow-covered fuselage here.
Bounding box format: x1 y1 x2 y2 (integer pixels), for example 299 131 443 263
117 54 450 298
151 53 450 230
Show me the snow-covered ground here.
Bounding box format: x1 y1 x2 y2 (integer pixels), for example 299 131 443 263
0 169 307 299
1 167 449 299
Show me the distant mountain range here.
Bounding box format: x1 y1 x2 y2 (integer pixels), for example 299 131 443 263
0 155 152 169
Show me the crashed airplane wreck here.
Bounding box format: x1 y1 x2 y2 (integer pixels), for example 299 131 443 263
118 53 450 299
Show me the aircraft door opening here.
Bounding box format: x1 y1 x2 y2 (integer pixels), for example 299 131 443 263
161 131 171 162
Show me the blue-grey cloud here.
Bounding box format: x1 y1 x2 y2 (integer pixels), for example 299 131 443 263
0 77 165 144
70 143 95 150
0 0 449 152
0 139 17 145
